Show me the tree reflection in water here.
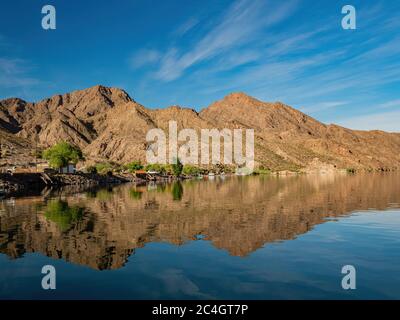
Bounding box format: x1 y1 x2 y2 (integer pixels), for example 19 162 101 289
43 200 84 232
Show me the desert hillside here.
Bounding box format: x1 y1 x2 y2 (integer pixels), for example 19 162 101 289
0 85 399 171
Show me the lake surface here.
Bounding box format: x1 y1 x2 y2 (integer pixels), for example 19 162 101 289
0 173 399 299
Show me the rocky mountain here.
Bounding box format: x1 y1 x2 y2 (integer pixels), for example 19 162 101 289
0 85 399 171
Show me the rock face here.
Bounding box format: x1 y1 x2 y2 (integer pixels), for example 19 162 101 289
1 85 400 171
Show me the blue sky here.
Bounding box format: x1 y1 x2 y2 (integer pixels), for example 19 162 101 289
0 0 399 131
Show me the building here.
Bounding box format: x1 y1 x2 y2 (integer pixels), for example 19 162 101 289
59 163 76 174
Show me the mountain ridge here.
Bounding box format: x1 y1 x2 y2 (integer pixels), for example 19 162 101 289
1 85 399 171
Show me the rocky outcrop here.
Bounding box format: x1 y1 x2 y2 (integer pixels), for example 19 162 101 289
49 173 128 186
0 172 128 198
0 173 46 196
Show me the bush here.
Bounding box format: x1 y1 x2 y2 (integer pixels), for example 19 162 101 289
86 166 97 174
182 165 200 176
161 164 173 175
125 161 143 172
145 163 163 172
254 166 271 175
95 162 114 175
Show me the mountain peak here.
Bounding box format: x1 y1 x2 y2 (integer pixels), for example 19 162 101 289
203 92 265 113
0 97 27 107
86 85 133 103
222 92 260 103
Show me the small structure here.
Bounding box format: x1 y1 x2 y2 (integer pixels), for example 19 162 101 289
134 170 148 180
135 170 159 181
59 163 76 174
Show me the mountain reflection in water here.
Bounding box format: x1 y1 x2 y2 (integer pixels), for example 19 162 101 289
0 173 399 271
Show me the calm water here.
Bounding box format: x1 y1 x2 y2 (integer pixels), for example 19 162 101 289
0 173 399 299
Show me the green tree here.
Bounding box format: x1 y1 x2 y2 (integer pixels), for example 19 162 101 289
171 158 183 176
43 141 83 169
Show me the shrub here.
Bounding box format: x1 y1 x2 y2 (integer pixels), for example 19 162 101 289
145 163 163 172
125 161 143 172
95 162 114 175
86 166 97 174
182 165 200 176
161 164 173 175
255 166 271 175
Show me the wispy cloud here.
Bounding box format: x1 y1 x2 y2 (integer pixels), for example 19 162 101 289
173 17 199 37
123 0 400 133
154 0 298 81
0 58 28 74
0 58 40 88
301 101 348 114
129 49 161 69
374 99 400 109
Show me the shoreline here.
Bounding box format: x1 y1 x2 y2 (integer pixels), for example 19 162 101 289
0 172 129 198
1 169 398 199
